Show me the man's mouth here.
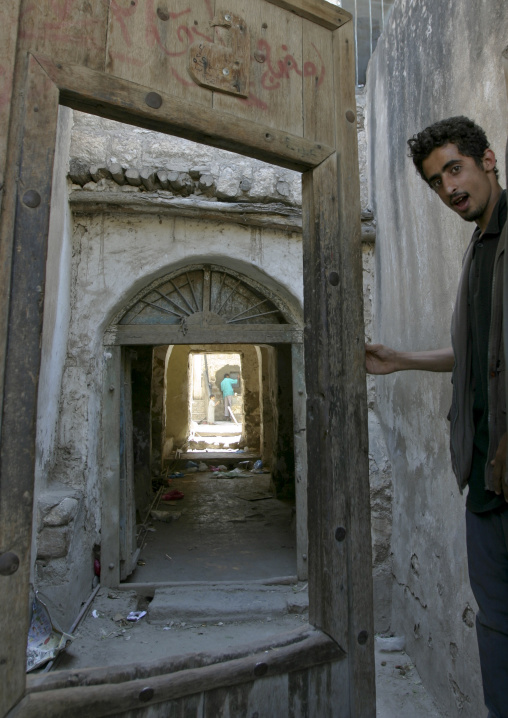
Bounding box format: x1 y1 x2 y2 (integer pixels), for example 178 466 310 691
451 193 469 211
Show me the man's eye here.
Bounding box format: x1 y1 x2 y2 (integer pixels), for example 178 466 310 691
431 179 441 190
451 165 461 174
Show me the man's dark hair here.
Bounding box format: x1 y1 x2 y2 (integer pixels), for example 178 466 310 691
407 116 498 182
224 373 229 377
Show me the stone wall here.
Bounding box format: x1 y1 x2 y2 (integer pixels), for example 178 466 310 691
367 0 508 714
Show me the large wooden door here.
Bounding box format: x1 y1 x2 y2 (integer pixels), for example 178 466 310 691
0 1 374 715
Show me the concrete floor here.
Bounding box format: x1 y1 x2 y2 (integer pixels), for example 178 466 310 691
52 587 444 717
43 471 445 716
127 472 296 583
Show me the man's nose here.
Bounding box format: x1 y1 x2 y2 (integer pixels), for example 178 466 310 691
443 175 457 195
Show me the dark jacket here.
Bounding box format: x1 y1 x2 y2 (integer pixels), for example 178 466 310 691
449 191 507 492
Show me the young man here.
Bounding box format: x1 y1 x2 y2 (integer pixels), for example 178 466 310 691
366 116 507 718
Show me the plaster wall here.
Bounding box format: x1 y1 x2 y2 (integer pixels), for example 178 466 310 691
367 0 508 714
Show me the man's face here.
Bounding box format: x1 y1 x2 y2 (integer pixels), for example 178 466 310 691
421 143 497 228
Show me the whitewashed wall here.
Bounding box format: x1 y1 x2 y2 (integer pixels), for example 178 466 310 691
367 0 508 714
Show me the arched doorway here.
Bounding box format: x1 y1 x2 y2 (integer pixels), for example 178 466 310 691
101 263 308 587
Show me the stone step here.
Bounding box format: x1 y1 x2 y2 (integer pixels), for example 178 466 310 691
147 583 308 624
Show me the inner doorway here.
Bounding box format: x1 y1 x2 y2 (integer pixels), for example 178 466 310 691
119 340 301 586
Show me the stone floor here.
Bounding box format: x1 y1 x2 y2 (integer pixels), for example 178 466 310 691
42 470 446 716
126 471 295 584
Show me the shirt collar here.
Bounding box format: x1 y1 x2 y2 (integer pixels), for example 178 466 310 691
473 189 507 240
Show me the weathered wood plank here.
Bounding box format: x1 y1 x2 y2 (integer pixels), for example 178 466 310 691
212 0 304 135
332 20 375 717
105 0 213 107
101 346 122 588
34 54 333 171
104 324 303 345
302 19 335 147
70 192 303 231
18 0 109 71
303 154 349 643
291 342 308 581
28 625 313 693
265 0 350 30
11 630 344 717
0 0 23 436
0 55 59 718
0 1 21 197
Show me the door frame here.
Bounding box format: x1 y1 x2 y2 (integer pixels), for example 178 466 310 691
0 22 374 715
100 337 308 588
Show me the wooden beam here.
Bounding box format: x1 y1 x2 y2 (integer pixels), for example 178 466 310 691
0 55 59 718
302 17 375 718
265 0 351 30
101 346 121 588
28 624 313 692
14 629 344 718
104 325 303 346
69 193 303 232
33 55 334 173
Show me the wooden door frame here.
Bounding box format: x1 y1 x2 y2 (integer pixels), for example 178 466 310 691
1 23 374 716
100 337 308 589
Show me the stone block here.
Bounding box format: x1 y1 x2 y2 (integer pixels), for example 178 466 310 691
90 164 112 182
68 158 92 186
37 527 71 560
125 168 142 186
43 497 79 527
216 167 240 200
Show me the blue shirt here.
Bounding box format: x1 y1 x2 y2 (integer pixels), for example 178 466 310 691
220 377 238 397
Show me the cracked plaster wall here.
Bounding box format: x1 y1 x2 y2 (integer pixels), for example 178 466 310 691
367 0 508 715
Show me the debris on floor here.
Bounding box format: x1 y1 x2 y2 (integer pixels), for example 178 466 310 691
26 595 74 672
150 509 182 523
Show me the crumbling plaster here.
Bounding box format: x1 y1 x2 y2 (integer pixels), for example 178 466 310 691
367 0 507 715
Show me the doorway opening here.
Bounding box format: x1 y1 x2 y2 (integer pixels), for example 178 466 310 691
120 342 299 585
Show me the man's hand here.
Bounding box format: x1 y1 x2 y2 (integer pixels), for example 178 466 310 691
365 344 400 375
491 432 508 501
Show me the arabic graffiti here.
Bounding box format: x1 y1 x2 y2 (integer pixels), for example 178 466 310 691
15 0 327 110
257 40 325 91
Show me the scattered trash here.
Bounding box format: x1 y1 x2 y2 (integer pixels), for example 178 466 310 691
168 472 184 478
126 611 147 622
217 465 227 471
92 610 100 618
162 490 184 501
26 596 74 672
137 560 146 566
253 460 263 470
198 462 208 472
375 635 406 652
186 460 198 468
151 510 182 523
165 554 172 561
209 466 220 472
237 460 252 470
186 466 198 473
94 558 101 577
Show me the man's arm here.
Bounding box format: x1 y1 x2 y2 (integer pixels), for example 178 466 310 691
366 344 454 374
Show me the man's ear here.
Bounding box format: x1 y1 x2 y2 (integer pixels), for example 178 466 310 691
481 148 497 172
